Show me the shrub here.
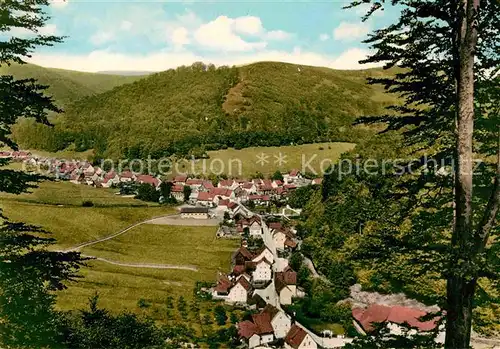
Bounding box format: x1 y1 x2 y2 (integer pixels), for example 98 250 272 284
82 200 94 207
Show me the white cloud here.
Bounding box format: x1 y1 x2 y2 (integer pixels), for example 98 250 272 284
333 21 370 41
266 30 291 41
319 33 329 41
120 21 133 31
27 47 381 73
232 16 264 36
50 0 68 9
193 16 267 52
170 27 190 47
89 31 115 45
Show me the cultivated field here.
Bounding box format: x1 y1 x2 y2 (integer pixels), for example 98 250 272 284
174 142 356 178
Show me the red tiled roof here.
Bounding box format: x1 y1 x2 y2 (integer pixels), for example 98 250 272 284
235 276 252 291
242 182 254 189
214 274 232 293
251 312 274 335
238 321 259 339
262 304 280 319
197 192 214 201
210 188 232 197
121 171 134 178
263 179 273 187
186 178 203 185
233 247 253 261
202 181 214 189
228 201 238 210
174 175 187 182
285 324 308 349
289 169 300 177
274 180 283 186
218 199 229 207
233 265 245 275
312 178 323 185
136 174 160 186
275 270 297 285
171 185 184 193
352 304 440 333
269 222 283 230
219 180 234 187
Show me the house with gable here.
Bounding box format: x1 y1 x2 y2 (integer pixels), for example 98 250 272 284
238 311 274 348
200 180 214 192
186 178 204 191
252 246 274 265
273 227 296 251
227 276 252 304
196 191 215 207
173 174 187 186
232 246 254 266
171 185 184 202
250 257 273 285
283 169 302 184
136 174 161 188
275 268 297 305
119 170 136 182
218 179 239 190
352 304 441 337
284 324 317 349
262 304 292 339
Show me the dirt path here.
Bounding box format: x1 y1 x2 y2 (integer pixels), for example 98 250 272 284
85 255 199 271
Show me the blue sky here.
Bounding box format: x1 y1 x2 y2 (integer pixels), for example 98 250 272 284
22 0 398 72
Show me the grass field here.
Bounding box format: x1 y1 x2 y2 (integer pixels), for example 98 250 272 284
59 224 238 325
174 142 356 178
0 180 173 249
0 180 151 206
0 178 237 325
83 224 237 273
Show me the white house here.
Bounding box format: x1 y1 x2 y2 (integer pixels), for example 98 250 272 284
275 269 297 305
252 247 274 265
227 277 251 304
285 325 317 349
283 169 302 184
263 304 292 339
171 185 184 202
252 258 272 283
273 230 288 250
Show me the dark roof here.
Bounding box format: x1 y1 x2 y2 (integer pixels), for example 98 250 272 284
285 324 308 349
180 207 209 214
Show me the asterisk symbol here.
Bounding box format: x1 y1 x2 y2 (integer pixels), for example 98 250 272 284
274 152 288 166
256 153 270 166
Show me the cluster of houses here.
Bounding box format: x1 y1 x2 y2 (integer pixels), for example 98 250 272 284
11 152 322 210
210 213 322 349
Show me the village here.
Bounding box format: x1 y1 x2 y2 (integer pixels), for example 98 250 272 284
4 150 452 348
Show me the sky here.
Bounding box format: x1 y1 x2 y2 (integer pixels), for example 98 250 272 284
17 0 399 72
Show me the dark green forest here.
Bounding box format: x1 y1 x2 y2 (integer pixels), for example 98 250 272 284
12 62 399 159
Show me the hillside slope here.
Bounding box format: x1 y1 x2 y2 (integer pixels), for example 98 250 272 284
12 62 400 158
0 63 143 108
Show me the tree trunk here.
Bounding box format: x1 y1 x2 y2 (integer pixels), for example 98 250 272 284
445 0 480 348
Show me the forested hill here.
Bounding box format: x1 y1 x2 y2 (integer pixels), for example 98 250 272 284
12 61 400 159
0 63 143 108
